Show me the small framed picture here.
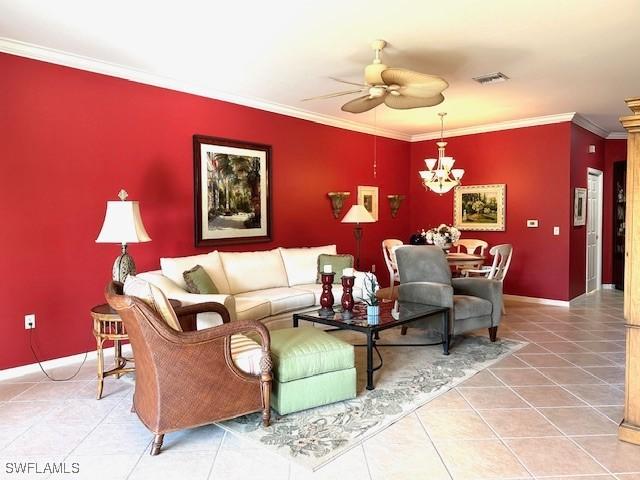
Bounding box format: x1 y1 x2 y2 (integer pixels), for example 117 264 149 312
454 184 506 231
357 185 379 221
574 187 587 226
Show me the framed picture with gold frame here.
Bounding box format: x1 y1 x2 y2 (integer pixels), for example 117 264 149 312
357 185 379 221
454 184 506 231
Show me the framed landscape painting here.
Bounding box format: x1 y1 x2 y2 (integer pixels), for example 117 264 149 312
193 135 271 246
454 184 506 231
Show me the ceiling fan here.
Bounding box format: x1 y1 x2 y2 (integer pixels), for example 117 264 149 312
302 39 449 113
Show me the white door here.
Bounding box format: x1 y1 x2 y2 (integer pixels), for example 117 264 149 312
586 170 603 293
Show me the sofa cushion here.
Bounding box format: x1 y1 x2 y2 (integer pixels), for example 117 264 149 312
270 327 354 382
231 334 262 375
279 245 337 286
235 298 271 322
160 251 230 294
297 283 363 305
183 265 218 294
219 248 288 294
235 287 316 316
317 254 354 284
453 295 493 320
123 275 182 331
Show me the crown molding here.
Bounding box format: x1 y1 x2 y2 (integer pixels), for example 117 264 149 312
606 131 628 140
0 37 411 141
572 113 610 138
410 112 578 141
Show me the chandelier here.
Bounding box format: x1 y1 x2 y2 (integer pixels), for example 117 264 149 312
419 112 464 194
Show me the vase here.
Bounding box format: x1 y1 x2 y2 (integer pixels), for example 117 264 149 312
366 305 380 317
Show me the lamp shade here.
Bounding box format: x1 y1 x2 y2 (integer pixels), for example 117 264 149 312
341 204 375 224
96 201 151 244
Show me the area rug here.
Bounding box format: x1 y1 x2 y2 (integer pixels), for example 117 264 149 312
218 329 525 470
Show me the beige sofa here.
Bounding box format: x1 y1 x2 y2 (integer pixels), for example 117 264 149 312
138 245 371 330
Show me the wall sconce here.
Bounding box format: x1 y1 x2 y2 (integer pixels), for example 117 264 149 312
327 192 351 219
387 195 405 218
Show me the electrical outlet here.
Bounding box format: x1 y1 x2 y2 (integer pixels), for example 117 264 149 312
371 264 376 273
25 314 35 329
553 226 560 236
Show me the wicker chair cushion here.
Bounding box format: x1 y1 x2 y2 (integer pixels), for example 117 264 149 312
123 275 183 332
230 334 262 375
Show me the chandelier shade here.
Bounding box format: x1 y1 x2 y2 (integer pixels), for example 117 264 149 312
419 113 464 194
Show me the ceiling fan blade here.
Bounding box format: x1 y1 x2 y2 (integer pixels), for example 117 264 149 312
384 93 445 110
301 89 365 101
381 68 449 98
341 94 386 113
329 77 367 87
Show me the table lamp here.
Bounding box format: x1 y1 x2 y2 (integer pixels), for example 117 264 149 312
96 189 151 282
341 204 375 269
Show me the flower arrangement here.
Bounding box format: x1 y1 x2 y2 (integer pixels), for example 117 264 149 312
423 224 461 248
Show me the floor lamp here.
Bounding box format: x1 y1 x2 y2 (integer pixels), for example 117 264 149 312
341 204 375 270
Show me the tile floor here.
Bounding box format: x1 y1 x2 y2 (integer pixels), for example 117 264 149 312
1 290 639 479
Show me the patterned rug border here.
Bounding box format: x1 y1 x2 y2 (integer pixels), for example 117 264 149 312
216 335 527 471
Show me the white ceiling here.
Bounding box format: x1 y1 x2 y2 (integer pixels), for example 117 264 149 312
1 0 638 138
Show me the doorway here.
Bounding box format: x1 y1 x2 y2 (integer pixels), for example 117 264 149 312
586 168 604 294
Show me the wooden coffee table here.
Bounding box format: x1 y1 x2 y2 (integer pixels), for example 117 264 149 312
293 301 450 390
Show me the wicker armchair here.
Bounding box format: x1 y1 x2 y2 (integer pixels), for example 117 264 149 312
105 282 272 455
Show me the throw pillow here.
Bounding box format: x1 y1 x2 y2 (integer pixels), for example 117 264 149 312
183 265 219 294
123 275 182 331
317 253 355 284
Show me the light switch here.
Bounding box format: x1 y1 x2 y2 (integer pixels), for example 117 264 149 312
527 220 538 228
553 226 560 235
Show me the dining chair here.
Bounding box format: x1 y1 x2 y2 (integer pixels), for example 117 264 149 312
462 243 513 313
453 239 488 270
382 239 403 289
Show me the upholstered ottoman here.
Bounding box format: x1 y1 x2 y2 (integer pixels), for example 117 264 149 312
269 327 356 415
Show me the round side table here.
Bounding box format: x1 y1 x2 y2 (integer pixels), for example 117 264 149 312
91 299 180 399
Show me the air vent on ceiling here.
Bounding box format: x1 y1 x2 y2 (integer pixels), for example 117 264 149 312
473 72 510 85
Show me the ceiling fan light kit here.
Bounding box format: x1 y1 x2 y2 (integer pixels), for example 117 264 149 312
420 112 465 195
304 39 449 114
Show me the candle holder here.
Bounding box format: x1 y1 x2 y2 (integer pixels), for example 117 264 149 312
319 272 335 316
341 275 355 319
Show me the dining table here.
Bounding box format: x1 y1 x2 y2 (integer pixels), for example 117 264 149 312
445 252 485 267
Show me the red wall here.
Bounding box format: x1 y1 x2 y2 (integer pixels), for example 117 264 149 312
409 124 573 301
603 139 628 284
568 125 605 299
0 53 411 369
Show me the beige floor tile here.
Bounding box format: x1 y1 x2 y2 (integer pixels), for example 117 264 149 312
515 354 574 368
558 352 615 367
583 366 626 384
597 406 623 423
489 355 529 369
0 400 56 427
0 382 38 401
519 332 567 343
563 384 624 406
479 408 561 438
538 407 618 435
73 422 152 456
212 433 291 480
11 380 91 402
458 387 529 409
41 397 121 426
459 370 503 387
600 352 626 364
418 409 496 440
516 344 551 354
537 476 615 480
434 439 529 479
160 424 225 453
490 368 554 386
50 454 141 480
537 367 604 385
422 389 472 411
370 413 427 444
618 474 640 480
2 423 94 456
537 342 589 354
129 450 214 480
505 437 606 476
502 322 548 332
0 426 30 450
578 341 626 353
554 331 604 342
574 435 640 473
292 445 371 480
513 386 586 407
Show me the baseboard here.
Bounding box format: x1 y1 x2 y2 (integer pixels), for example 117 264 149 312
0 345 127 381
602 284 616 290
503 294 570 307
